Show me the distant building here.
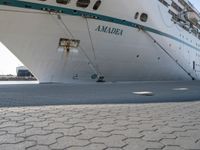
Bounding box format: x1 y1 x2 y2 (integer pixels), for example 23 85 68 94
16 66 34 77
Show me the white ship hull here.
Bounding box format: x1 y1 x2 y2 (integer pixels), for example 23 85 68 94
0 0 200 83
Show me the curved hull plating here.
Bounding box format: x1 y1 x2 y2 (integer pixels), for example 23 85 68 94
0 0 200 83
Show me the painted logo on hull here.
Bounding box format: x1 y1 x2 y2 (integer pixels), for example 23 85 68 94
95 25 123 36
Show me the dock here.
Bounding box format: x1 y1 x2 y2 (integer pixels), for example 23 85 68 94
0 81 200 149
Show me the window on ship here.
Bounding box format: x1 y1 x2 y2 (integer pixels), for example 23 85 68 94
158 0 170 7
135 12 139 19
93 0 101 10
56 0 70 5
193 61 196 70
77 0 90 8
140 13 148 22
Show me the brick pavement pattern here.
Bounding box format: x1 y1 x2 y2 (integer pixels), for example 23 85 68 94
0 102 200 150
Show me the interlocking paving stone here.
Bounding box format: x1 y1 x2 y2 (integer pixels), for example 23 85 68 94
161 137 200 149
0 102 200 149
7 116 25 122
27 145 49 150
0 121 23 129
91 135 127 148
162 145 183 150
77 122 102 130
106 148 122 150
0 119 9 125
0 125 32 134
48 116 70 122
114 120 131 127
17 127 52 138
18 117 45 123
49 136 89 149
66 118 90 125
173 129 200 139
142 131 176 142
0 131 7 135
0 141 36 150
99 118 116 125
124 138 164 150
77 129 110 140
111 129 143 138
26 133 63 145
156 126 187 134
43 122 73 130
0 134 24 144
26 120 54 128
53 126 84 137
98 124 127 132
69 143 107 150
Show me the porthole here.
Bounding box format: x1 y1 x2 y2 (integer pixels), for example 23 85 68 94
93 0 101 10
140 13 148 22
77 0 90 8
193 61 196 70
134 12 139 19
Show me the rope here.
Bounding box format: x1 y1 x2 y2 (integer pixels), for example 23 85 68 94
85 17 101 76
141 28 195 80
85 18 97 63
56 14 100 77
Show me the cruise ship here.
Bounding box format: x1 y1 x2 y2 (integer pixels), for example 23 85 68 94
0 0 200 83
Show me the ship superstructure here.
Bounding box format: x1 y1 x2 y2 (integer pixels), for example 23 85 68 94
0 0 200 83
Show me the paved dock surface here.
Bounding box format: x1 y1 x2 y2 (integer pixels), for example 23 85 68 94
0 81 200 149
0 102 200 150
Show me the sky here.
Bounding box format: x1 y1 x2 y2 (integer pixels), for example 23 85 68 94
0 0 200 75
0 42 23 75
